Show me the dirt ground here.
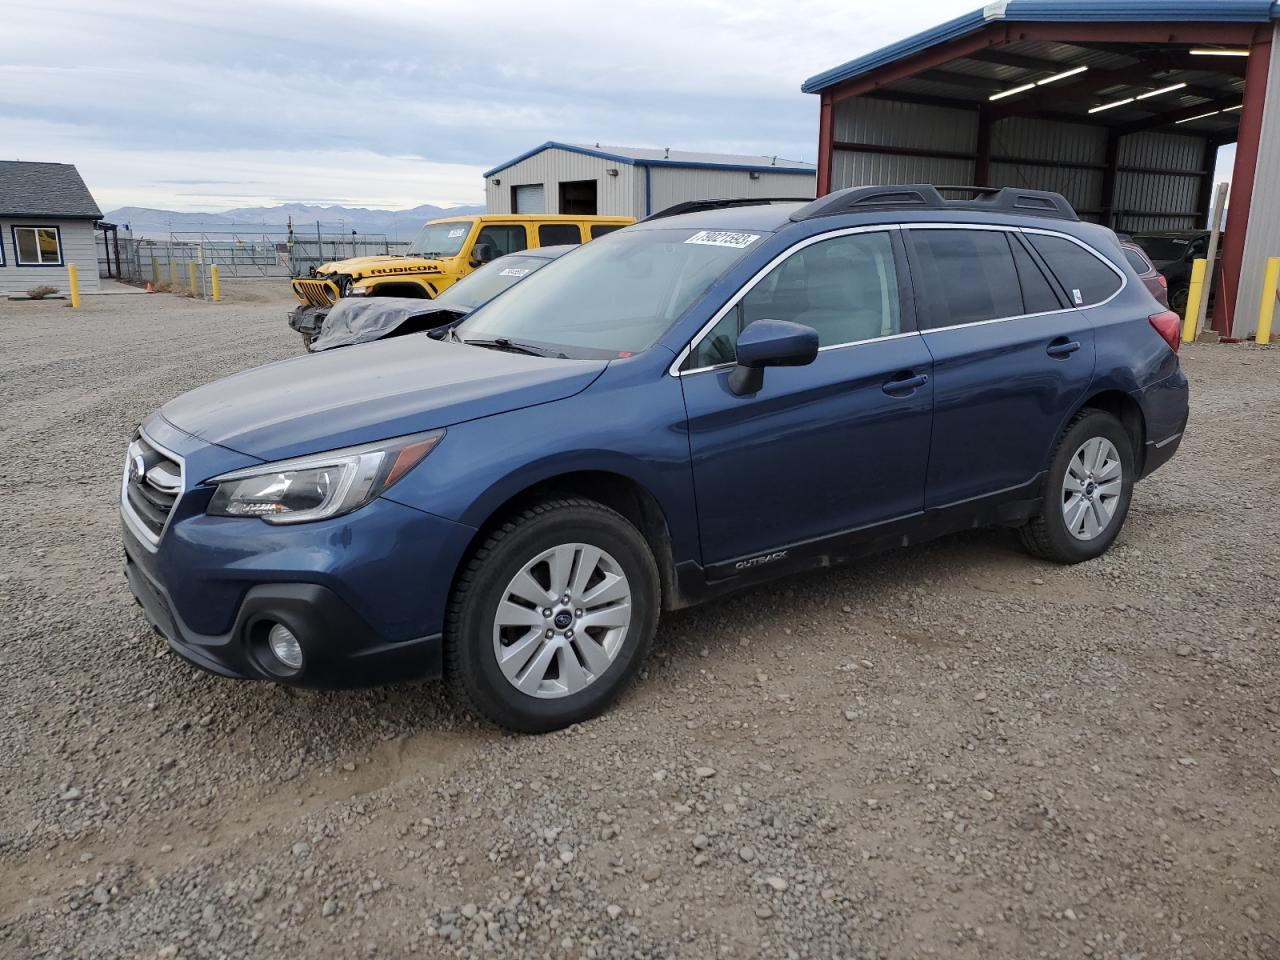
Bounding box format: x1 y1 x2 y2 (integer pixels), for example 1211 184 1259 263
1 281 1277 960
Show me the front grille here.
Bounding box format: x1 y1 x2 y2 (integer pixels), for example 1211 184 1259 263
122 434 184 546
291 277 341 308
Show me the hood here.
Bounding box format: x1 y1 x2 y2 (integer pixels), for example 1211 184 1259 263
161 335 607 463
317 254 453 278
311 297 461 351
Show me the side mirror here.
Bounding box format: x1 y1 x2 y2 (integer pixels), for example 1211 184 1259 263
728 319 819 396
470 242 495 267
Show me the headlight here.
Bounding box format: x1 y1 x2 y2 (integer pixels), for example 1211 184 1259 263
206 430 443 524
346 285 369 296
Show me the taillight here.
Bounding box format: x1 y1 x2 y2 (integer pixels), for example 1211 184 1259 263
1149 310 1181 353
1157 273 1168 288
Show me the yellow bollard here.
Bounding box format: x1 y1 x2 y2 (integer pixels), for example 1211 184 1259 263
188 261 197 297
1256 256 1279 345
1181 258 1207 343
67 263 81 308
210 264 221 302
168 258 177 284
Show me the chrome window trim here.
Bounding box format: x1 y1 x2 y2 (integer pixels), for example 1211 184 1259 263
670 222 1128 377
669 224 902 377
121 430 186 551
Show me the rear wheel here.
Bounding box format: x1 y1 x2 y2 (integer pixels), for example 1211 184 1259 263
1021 409 1134 563
445 499 660 732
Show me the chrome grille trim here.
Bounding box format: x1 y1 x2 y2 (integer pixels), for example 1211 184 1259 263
121 431 185 549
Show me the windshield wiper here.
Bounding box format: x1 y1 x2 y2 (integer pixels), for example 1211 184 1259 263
463 337 564 358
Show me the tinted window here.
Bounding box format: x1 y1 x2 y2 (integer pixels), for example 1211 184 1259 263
1010 235 1063 314
689 231 900 369
1123 246 1152 274
591 224 623 239
1027 234 1122 307
908 229 1022 328
475 225 528 257
538 224 581 246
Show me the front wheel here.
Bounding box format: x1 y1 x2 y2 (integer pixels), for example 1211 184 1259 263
1021 410 1135 563
445 499 660 732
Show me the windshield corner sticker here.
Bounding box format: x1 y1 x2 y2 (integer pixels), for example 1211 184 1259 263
498 267 531 277
684 230 760 249
447 228 465 238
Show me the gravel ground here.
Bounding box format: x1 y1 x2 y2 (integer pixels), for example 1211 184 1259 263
1 282 1277 960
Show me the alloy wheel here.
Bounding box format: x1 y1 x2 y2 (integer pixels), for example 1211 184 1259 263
491 543 632 698
1061 437 1123 541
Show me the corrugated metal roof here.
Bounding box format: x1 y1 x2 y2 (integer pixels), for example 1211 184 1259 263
802 0 1280 94
0 161 102 219
483 142 815 178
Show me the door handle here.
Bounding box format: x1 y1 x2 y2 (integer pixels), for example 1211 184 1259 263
1046 338 1081 358
882 372 929 395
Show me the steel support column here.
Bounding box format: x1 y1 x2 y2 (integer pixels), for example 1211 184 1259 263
1215 27 1273 335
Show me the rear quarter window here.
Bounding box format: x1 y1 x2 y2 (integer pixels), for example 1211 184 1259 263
1123 247 1153 274
1027 234 1123 307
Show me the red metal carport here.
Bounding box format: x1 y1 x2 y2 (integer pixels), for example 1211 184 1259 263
803 0 1280 337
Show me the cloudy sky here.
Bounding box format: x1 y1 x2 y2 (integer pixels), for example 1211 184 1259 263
5 0 987 211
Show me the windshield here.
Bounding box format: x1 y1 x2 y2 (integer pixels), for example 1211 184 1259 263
406 220 473 258
437 254 554 311
455 227 766 357
1132 235 1197 262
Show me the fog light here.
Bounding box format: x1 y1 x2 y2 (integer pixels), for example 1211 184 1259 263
267 623 304 670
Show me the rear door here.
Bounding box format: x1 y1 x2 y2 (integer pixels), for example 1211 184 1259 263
680 228 935 566
905 226 1098 508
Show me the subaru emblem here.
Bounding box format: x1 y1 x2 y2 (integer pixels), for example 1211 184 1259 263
130 454 147 484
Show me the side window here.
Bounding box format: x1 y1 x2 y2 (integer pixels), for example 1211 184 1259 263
1010 235 1064 314
591 224 622 239
538 224 581 246
475 225 528 257
1027 234 1123 307
1123 246 1152 274
907 229 1022 329
688 231 901 370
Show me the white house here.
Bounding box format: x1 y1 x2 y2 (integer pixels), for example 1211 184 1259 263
0 161 103 295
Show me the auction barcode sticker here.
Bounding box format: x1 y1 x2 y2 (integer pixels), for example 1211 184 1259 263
499 267 532 277
684 230 760 249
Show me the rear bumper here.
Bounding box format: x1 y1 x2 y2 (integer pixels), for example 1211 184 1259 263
1135 366 1189 479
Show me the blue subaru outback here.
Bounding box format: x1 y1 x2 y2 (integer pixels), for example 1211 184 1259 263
122 185 1188 732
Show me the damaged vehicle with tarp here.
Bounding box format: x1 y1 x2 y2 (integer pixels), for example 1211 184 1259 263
307 245 576 352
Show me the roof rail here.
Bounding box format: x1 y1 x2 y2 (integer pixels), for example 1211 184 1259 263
791 184 1079 222
640 197 813 223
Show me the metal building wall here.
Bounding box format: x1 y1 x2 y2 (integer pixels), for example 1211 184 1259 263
989 117 1107 219
830 98 977 188
1234 22 1280 337
483 148 638 216
644 168 816 216
1113 131 1205 233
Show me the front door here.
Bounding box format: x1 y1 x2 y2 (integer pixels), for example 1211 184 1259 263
680 229 934 567
904 226 1098 508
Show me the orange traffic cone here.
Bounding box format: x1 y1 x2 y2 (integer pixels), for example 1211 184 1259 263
146 282 153 293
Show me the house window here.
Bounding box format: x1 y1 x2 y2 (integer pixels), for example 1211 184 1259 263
13 226 63 266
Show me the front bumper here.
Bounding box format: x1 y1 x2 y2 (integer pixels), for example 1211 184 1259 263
121 487 477 688
288 304 329 336
125 551 441 686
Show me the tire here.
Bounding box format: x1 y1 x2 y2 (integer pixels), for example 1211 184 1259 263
1169 285 1188 314
300 331 316 352
1020 409 1135 564
445 498 660 733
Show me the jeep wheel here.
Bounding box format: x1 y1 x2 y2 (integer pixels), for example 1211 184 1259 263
445 498 660 733
300 331 317 352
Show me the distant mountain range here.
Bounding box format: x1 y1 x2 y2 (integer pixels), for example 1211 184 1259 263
104 202 486 241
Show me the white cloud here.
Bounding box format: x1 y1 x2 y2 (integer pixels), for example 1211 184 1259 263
4 0 975 210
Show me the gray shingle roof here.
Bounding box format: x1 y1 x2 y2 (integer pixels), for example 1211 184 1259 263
0 161 103 219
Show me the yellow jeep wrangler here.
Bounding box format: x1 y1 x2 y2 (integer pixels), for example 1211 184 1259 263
289 214 633 346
